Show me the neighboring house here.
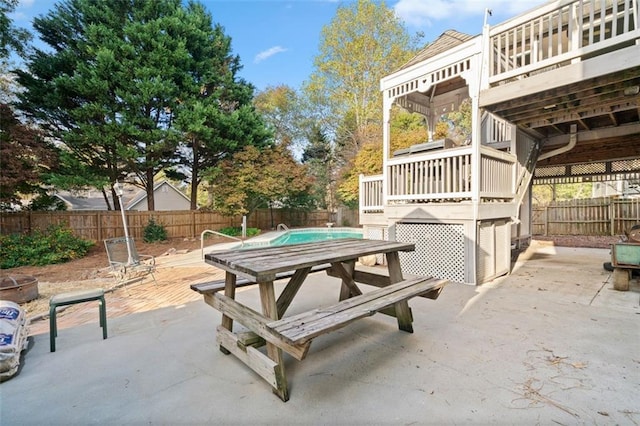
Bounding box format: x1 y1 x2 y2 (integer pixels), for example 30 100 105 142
126 180 191 211
592 181 640 199
55 181 191 211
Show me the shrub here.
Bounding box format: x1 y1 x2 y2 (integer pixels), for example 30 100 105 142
143 218 168 243
218 227 260 238
26 194 67 211
0 225 94 269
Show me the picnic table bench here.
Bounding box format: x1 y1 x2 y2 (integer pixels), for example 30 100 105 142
197 238 448 401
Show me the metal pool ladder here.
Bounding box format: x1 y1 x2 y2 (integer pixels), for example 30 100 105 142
200 230 243 259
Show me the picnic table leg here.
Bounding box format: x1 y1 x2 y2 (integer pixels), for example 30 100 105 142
259 280 289 402
276 267 310 319
219 272 237 355
337 260 358 301
386 251 414 333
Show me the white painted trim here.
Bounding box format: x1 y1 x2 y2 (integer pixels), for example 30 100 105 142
381 38 482 92
480 43 640 107
489 30 640 84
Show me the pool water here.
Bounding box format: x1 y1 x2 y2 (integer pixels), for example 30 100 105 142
240 228 363 249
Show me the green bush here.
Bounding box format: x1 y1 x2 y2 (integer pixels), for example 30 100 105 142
218 227 260 238
27 194 68 211
0 225 94 269
143 218 168 243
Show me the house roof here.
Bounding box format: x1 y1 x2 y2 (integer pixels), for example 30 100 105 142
55 190 110 210
398 30 476 72
126 180 191 210
54 180 190 211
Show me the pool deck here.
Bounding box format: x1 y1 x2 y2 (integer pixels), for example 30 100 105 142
2 241 639 425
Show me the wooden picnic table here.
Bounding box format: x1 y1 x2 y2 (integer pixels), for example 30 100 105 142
198 238 448 401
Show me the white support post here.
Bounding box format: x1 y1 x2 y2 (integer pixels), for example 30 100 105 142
382 95 393 210
242 216 247 239
113 181 134 265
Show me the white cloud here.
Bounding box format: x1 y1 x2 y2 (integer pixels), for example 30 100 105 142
254 46 288 64
394 0 547 28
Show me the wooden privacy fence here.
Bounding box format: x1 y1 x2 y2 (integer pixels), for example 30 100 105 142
0 208 359 242
532 198 640 236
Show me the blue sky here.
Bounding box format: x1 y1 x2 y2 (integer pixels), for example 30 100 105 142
11 0 546 92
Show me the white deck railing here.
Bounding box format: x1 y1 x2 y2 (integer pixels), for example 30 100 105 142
489 0 639 84
479 146 517 200
359 146 518 210
386 147 473 203
482 112 512 146
359 174 384 213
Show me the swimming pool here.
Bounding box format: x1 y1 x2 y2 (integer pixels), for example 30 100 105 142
239 227 363 250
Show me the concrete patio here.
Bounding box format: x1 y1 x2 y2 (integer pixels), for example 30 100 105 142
1 241 638 425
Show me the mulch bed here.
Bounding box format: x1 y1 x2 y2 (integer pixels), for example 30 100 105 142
533 235 620 249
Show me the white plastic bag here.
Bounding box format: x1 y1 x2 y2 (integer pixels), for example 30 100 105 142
0 300 29 381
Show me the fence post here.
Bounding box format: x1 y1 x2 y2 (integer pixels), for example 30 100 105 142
97 211 102 241
610 200 615 236
191 210 196 238
544 206 548 236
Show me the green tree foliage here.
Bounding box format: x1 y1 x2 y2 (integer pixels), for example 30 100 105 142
437 98 472 144
532 183 593 204
213 145 313 217
336 107 427 204
16 0 261 211
304 0 416 164
170 7 271 209
302 124 335 209
337 141 383 208
1 0 30 103
389 107 429 153
434 121 450 140
0 104 58 208
254 85 304 150
26 193 67 211
0 0 31 60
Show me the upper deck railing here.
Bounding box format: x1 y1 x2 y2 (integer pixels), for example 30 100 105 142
489 0 639 84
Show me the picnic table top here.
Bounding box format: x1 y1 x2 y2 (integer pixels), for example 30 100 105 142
204 238 415 282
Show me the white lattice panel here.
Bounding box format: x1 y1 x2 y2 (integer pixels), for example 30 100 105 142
364 226 387 264
396 223 465 283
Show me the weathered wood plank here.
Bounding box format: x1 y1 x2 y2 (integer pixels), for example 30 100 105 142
219 272 236 354
387 251 413 333
216 327 278 389
332 261 363 300
276 267 310 318
191 264 331 294
204 293 310 360
325 268 444 300
204 239 415 282
269 277 439 331
259 280 289 401
236 331 265 348
327 268 392 287
268 277 448 345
